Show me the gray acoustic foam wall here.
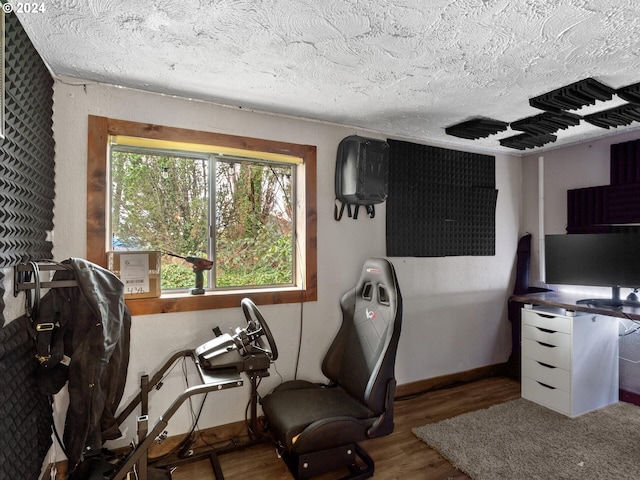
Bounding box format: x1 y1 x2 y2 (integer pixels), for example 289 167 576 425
386 139 497 257
0 11 55 271
0 12 54 480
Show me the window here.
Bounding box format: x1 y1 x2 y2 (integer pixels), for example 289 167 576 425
110 144 296 290
87 116 317 315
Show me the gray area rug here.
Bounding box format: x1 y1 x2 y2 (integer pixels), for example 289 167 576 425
412 398 640 480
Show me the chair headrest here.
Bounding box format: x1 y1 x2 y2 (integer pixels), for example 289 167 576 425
356 257 398 309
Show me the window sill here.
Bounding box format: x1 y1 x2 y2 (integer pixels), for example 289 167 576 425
125 287 316 316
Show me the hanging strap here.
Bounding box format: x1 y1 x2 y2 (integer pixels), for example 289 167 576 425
23 262 65 367
334 200 376 220
34 312 64 367
366 205 375 218
334 199 345 221
24 261 40 320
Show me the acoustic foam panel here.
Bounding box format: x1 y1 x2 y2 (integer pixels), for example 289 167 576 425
445 118 508 140
0 12 55 268
0 313 53 480
0 14 55 480
611 139 640 185
529 77 614 112
567 138 640 233
386 139 497 257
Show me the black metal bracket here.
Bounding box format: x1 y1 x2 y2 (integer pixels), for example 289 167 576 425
13 261 77 297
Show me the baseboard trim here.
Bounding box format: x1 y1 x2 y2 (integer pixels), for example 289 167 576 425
620 389 640 407
394 362 510 399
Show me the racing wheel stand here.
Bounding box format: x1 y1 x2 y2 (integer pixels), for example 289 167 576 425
106 298 277 480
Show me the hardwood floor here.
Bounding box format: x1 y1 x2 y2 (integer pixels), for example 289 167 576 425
169 376 521 480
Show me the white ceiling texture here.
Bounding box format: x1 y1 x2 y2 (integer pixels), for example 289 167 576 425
11 0 640 154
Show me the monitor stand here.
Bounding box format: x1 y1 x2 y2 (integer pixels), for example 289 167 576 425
578 287 640 309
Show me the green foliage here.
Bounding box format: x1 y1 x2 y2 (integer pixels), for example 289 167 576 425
111 149 294 290
214 159 293 287
216 227 293 287
161 262 195 290
111 150 209 255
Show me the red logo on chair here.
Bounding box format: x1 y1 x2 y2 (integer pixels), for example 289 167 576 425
366 268 380 274
366 308 378 320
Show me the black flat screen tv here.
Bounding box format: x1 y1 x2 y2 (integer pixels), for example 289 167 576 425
545 233 640 307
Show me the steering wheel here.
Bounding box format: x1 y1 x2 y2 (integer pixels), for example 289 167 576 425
241 298 278 361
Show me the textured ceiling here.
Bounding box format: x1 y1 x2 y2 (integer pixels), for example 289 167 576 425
11 0 640 153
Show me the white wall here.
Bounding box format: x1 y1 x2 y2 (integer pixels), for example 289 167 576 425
521 129 640 286
6 79 521 448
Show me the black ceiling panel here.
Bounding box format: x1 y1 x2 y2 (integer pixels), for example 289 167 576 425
445 118 509 139
499 133 557 150
510 111 582 135
616 82 640 104
583 103 640 129
529 78 615 112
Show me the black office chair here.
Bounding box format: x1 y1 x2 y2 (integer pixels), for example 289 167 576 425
261 257 403 479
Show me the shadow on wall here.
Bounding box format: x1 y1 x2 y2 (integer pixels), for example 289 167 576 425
394 289 512 386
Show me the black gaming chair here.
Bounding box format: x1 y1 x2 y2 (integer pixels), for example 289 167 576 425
261 257 402 479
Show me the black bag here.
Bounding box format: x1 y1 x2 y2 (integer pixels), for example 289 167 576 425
334 135 390 220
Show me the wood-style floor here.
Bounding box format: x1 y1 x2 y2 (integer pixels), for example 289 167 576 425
169 376 521 480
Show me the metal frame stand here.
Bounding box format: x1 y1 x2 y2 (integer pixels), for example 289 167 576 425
109 350 264 480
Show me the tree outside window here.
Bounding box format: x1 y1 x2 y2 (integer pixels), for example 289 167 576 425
110 147 294 291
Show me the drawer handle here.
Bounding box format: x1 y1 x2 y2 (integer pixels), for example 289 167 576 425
535 327 556 334
536 381 556 390
536 361 556 369
536 341 555 348
535 313 556 319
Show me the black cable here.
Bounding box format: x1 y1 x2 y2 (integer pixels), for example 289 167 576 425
293 231 304 380
394 379 468 402
149 359 209 464
25 261 41 319
294 296 304 379
49 395 70 459
618 316 640 336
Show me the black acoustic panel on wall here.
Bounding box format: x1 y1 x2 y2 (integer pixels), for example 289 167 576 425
567 138 640 233
609 183 640 225
386 139 497 257
0 271 4 328
567 185 610 234
0 13 55 268
0 14 55 480
0 315 53 480
610 138 640 185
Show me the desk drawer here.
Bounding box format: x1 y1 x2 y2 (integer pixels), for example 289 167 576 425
522 309 571 334
522 324 571 348
522 376 570 415
522 338 571 370
522 357 570 392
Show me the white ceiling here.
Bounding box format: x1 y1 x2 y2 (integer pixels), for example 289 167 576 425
12 0 640 154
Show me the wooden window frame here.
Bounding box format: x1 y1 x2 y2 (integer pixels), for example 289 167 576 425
87 115 317 315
